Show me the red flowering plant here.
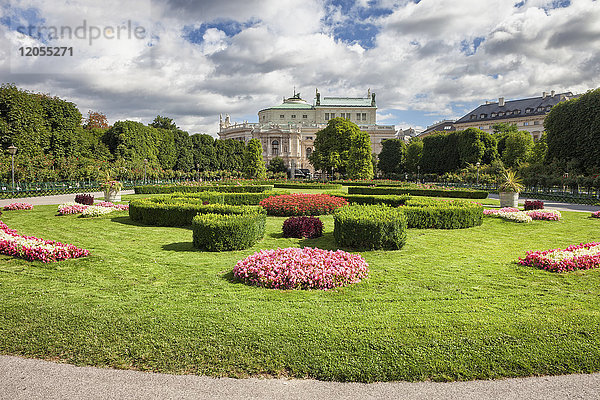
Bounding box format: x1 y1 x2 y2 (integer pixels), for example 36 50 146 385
592 211 600 218
3 202 33 211
282 216 323 239
519 242 600 272
259 193 348 216
524 200 544 210
233 247 369 290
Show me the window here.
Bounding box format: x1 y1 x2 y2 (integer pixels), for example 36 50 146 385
506 111 512 115
280 114 285 119
262 115 266 120
525 108 532 113
331 113 335 119
480 113 487 118
514 109 521 115
325 113 330 120
302 114 308 119
291 114 296 119
498 112 505 117
534 120 540 125
356 113 361 120
490 112 497 117
545 106 552 111
444 125 452 130
306 136 313 140
283 145 288 153
306 147 312 157
523 122 529 126
537 106 543 112
361 113 366 121
470 115 477 120
271 140 279 155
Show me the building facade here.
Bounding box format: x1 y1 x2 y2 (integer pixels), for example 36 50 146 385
218 89 396 172
454 91 576 140
418 120 456 138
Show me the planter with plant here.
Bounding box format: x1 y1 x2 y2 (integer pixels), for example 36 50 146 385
498 170 524 208
100 171 123 202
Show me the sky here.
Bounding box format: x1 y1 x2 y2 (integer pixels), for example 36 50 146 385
1 0 599 135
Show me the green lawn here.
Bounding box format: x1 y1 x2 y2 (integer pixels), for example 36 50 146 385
0 200 599 382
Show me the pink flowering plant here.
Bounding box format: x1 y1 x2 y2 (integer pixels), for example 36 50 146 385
592 211 600 218
519 242 600 272
0 220 89 262
259 193 348 216
525 210 561 221
57 201 128 216
3 202 33 211
484 207 561 222
233 247 369 290
282 216 323 239
98 201 129 211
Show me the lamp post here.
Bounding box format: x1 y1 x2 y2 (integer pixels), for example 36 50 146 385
417 165 420 183
196 163 200 182
476 162 481 186
7 145 17 193
143 159 148 184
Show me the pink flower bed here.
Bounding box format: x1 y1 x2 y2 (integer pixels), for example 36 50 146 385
3 202 33 211
525 210 561 221
519 242 600 272
233 247 369 290
0 220 89 262
592 211 600 218
483 207 519 215
58 203 89 215
98 201 129 211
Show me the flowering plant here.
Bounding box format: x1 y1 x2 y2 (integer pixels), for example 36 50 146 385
58 202 89 215
259 194 348 216
58 201 128 216
75 194 94 205
233 247 369 290
484 207 560 222
592 211 600 219
98 201 129 211
81 205 115 218
519 242 600 272
524 200 544 210
483 207 519 215
282 216 323 239
3 202 33 211
100 170 123 192
0 220 89 262
525 210 561 221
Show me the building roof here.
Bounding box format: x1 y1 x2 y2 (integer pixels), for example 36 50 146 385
420 120 456 136
317 97 374 107
455 92 575 124
263 102 314 110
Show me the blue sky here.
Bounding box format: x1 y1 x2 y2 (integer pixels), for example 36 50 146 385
1 0 599 134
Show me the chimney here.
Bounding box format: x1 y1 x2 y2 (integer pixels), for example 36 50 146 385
498 97 505 107
542 91 547 98
551 90 555 97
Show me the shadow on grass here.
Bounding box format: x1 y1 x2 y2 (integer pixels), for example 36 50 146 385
269 232 284 239
162 242 196 252
221 270 245 285
298 231 339 250
110 216 192 230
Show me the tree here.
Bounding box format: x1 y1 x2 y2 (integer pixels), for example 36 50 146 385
243 139 266 179
84 111 109 130
502 131 534 168
190 134 216 171
378 138 406 176
267 156 288 174
492 122 518 135
347 129 374 179
405 138 423 173
529 133 548 164
421 132 460 173
457 128 498 167
150 115 177 131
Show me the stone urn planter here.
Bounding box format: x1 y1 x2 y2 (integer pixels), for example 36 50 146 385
499 191 518 208
104 190 121 202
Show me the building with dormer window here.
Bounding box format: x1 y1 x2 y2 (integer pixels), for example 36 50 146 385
218 89 396 172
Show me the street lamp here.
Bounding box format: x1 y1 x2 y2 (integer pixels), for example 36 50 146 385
143 159 148 184
417 165 420 183
196 163 200 182
476 162 481 186
7 145 17 193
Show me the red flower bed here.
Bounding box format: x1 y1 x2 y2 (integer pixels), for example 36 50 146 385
519 242 600 272
259 194 348 216
524 200 544 210
282 216 323 238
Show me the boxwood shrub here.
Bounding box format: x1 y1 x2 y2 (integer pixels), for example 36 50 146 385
347 186 488 199
402 198 483 229
192 210 266 251
326 193 411 207
164 191 285 206
134 184 273 194
334 204 407 250
273 182 342 190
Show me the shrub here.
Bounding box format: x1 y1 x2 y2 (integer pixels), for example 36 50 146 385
75 194 94 205
402 199 483 229
259 194 348 216
168 191 285 206
327 193 411 207
519 242 600 272
134 184 273 194
233 247 369 290
334 204 407 250
273 182 342 190
282 216 323 239
347 186 488 199
524 200 544 210
3 203 33 211
192 209 266 251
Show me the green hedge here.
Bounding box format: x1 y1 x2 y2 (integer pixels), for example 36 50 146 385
134 184 273 194
192 211 266 252
273 182 342 190
347 186 488 199
402 199 483 229
162 191 285 206
326 193 412 207
334 204 407 250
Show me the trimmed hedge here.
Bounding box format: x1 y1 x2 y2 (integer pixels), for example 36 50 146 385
273 182 342 190
402 198 483 229
192 211 266 252
334 204 407 250
162 191 285 206
347 186 488 199
134 184 274 194
326 193 411 207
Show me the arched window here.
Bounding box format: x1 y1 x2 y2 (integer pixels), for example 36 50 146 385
272 140 279 155
306 147 312 157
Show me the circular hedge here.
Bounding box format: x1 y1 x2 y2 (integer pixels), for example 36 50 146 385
334 204 407 250
233 247 369 290
259 193 348 216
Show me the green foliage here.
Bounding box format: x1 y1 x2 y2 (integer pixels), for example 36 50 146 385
502 131 534 168
334 204 407 250
192 209 266 251
492 123 518 135
457 128 498 167
405 138 423 173
215 139 245 171
243 139 267 179
328 193 411 207
267 157 288 174
421 132 460 173
402 198 483 229
347 186 488 199
133 185 274 194
498 169 525 192
347 129 374 179
378 139 406 176
190 134 217 171
273 182 342 189
545 88 600 172
529 133 548 164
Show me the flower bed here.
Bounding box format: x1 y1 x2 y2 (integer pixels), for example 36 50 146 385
75 194 94 205
484 208 561 222
58 201 128 216
592 211 600 218
0 220 89 262
519 242 600 272
233 247 369 290
524 200 544 210
483 207 519 215
525 210 561 221
58 203 89 215
98 201 129 211
282 216 323 239
259 194 348 216
81 205 116 218
3 202 33 211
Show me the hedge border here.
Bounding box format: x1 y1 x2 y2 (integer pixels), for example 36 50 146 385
326 193 411 207
348 186 488 199
402 198 483 229
134 184 273 194
192 211 266 252
273 182 342 190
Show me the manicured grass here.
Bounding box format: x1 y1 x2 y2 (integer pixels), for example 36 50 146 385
0 203 599 382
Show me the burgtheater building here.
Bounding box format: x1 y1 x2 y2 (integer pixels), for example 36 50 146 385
218 89 396 172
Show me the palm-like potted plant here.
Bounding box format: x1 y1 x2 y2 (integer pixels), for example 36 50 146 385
100 171 123 202
498 169 524 207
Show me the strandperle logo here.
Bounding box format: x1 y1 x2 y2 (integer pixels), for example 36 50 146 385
16 19 147 45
